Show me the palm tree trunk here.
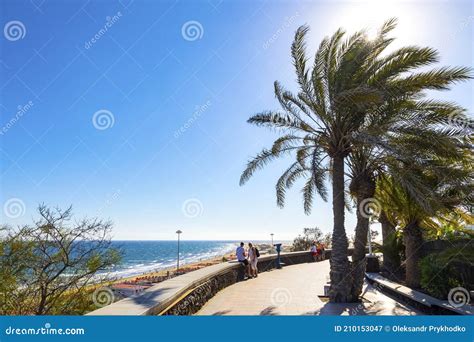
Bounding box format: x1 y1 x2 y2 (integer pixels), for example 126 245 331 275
403 220 423 288
379 210 398 277
349 176 375 300
329 154 352 302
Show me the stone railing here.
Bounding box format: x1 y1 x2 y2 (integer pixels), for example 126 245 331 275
421 239 472 257
366 272 473 315
87 250 321 316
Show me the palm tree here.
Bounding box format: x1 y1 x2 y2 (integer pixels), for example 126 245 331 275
341 22 473 298
378 209 401 278
348 104 470 297
376 161 473 288
240 18 471 302
240 22 398 302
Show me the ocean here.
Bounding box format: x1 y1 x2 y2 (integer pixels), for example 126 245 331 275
105 240 238 279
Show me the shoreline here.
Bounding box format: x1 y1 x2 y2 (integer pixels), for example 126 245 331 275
106 243 291 297
116 251 235 284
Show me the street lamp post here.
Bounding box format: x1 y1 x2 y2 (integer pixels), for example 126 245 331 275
367 225 373 256
176 229 182 273
270 233 274 246
366 223 380 272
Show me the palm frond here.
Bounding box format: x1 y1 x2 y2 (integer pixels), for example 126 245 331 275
302 176 315 214
247 111 313 132
276 162 303 208
292 25 312 94
240 147 294 186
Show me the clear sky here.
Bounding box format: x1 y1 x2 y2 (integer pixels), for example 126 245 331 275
1 0 473 241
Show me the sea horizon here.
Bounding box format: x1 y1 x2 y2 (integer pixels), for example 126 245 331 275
101 240 237 279
101 239 291 279
109 239 291 242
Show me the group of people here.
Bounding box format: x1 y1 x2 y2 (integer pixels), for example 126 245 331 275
236 242 259 278
235 240 324 280
310 241 326 262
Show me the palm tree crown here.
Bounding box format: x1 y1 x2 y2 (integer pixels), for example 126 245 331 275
240 18 472 302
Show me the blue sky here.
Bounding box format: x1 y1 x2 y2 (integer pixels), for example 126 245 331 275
1 0 473 240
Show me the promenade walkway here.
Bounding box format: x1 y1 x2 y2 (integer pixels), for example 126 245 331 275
196 260 420 315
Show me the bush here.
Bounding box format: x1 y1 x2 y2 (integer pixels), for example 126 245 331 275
374 232 404 270
0 205 121 315
420 246 474 299
291 227 323 251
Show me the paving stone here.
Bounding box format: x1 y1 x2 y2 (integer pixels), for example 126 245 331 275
197 261 420 316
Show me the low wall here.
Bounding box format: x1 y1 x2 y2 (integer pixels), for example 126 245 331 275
162 250 321 315
88 250 320 316
421 239 473 257
163 248 358 315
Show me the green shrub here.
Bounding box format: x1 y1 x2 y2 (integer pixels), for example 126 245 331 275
420 246 474 299
374 232 404 270
291 227 323 252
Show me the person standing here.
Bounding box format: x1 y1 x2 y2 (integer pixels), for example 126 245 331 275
248 242 259 278
320 242 326 260
310 241 318 262
236 242 249 279
316 241 323 261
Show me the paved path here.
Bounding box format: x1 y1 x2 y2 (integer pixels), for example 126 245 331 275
197 261 420 315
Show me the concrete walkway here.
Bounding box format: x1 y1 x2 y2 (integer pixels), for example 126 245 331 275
196 261 420 315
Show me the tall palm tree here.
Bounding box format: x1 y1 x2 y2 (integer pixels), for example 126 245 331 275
240 24 387 302
341 21 473 298
378 209 401 277
240 19 471 302
347 101 470 297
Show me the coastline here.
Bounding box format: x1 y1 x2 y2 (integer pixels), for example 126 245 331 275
106 243 291 298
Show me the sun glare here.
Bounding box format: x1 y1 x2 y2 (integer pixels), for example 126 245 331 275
322 0 434 49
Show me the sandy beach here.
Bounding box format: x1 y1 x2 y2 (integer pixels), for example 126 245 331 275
108 243 290 297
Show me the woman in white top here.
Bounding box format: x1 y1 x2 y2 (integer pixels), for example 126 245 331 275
248 242 258 278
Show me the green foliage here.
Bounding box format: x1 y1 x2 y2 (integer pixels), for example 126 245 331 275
238 17 472 300
374 231 404 269
87 254 102 272
46 288 99 315
420 246 474 299
291 227 323 251
427 221 474 240
239 17 472 227
0 205 122 315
